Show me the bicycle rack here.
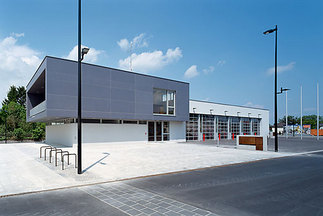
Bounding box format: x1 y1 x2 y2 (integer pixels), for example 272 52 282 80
40 145 51 158
39 146 77 171
62 153 77 170
44 146 55 161
49 147 59 163
55 150 69 167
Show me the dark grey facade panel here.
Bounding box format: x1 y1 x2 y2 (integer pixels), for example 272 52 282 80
27 56 189 122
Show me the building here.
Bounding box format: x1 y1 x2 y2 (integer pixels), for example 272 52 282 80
26 56 269 146
186 100 269 141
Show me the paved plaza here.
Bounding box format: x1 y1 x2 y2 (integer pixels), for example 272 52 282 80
0 140 297 197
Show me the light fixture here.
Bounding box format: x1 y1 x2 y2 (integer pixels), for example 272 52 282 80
81 47 90 61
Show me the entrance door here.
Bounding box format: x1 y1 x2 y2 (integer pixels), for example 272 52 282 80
148 122 155 141
156 122 162 141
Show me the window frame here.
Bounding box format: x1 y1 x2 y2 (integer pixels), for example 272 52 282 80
153 88 176 116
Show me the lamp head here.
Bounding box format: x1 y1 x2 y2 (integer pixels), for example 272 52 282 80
82 47 90 55
263 28 276 35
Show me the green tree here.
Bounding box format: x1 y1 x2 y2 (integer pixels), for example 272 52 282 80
2 85 26 107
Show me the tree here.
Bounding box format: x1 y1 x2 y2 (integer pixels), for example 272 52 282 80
2 85 26 107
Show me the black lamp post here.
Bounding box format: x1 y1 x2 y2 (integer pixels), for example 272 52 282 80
263 25 278 152
77 0 90 174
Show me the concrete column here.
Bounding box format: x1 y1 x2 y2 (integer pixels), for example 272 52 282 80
198 114 201 141
227 117 230 140
214 116 217 140
240 118 242 135
250 118 253 135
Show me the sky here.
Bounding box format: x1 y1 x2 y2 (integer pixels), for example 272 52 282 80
0 0 322 123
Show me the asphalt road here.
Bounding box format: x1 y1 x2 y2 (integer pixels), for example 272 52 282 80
1 150 323 216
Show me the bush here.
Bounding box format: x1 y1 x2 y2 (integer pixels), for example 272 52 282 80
32 125 45 141
14 128 25 141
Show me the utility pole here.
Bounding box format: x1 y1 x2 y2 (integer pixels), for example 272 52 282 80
301 85 303 140
317 83 320 141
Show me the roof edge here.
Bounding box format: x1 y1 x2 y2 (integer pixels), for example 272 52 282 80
45 56 189 85
190 99 269 111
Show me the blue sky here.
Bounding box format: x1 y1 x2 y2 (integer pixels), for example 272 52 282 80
0 0 322 123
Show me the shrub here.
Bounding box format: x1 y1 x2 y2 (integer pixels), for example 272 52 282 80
32 125 45 141
14 128 25 141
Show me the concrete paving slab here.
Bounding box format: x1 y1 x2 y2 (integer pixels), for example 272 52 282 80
0 141 294 197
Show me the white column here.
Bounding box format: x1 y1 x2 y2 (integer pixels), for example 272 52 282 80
227 117 230 140
285 91 288 139
198 114 201 141
317 83 320 141
301 86 303 140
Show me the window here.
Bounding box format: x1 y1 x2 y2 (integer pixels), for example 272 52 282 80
123 120 138 124
139 121 147 125
153 88 176 115
163 122 170 141
102 119 121 124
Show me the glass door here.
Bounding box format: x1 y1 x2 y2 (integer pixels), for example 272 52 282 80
156 122 162 141
148 122 155 141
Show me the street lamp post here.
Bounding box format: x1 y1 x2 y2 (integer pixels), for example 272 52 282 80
278 88 291 139
263 25 278 152
77 0 89 174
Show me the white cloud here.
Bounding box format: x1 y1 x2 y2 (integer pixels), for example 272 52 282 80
244 102 264 109
117 33 148 51
217 60 226 66
119 47 182 72
202 66 215 74
64 45 103 63
184 65 199 79
0 34 42 103
267 62 295 75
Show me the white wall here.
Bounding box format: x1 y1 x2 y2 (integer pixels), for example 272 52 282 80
46 124 76 146
170 121 186 141
46 123 148 147
82 123 147 143
190 100 270 137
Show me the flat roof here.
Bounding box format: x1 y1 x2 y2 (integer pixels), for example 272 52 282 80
190 99 269 111
27 56 189 87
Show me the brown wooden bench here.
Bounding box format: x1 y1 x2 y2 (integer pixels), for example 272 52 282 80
238 136 263 151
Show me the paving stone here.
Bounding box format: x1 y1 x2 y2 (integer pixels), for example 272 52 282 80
132 204 146 210
151 212 165 216
155 206 170 214
125 208 142 216
136 200 149 205
167 205 183 212
119 204 134 212
144 202 159 209
164 211 182 216
193 208 211 215
140 207 156 214
181 204 197 211
158 201 172 208
178 209 196 216
124 200 137 206
171 201 186 207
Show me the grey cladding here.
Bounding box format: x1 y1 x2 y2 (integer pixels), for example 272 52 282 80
26 56 189 122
